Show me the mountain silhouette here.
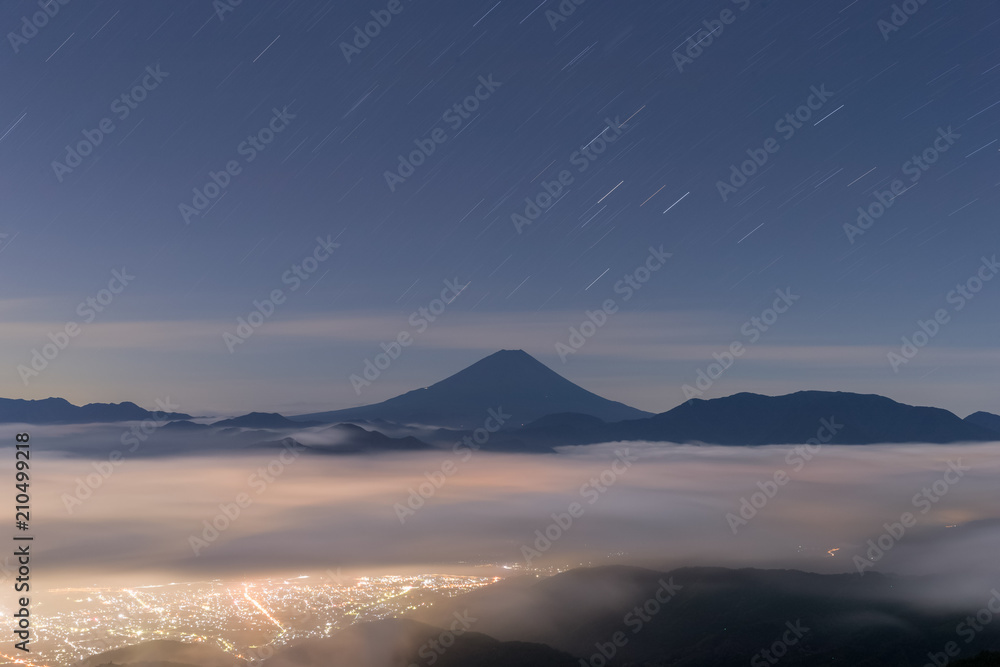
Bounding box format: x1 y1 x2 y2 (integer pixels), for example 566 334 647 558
0 397 190 424
965 411 1000 436
412 565 1000 666
74 639 245 667
295 349 652 428
499 390 998 450
313 423 433 453
254 427 433 455
6 357 997 448
76 621 578 667
262 618 579 667
211 411 319 429
617 390 996 444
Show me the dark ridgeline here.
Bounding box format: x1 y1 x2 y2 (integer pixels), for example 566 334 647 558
74 623 580 667
0 397 191 424
7 351 998 452
293 349 653 428
293 350 998 447
965 411 1000 436
411 565 1000 666
502 389 999 451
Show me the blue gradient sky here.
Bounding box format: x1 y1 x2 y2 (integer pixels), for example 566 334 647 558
1 0 998 416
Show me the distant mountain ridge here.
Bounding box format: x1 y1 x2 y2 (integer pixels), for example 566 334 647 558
261 618 579 667
210 412 320 429
965 411 1000 435
4 352 998 448
0 397 190 424
412 564 1000 666
499 390 997 450
75 620 578 667
74 639 245 667
294 349 652 428
257 426 434 455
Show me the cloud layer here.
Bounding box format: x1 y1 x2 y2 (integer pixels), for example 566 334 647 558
29 436 1000 600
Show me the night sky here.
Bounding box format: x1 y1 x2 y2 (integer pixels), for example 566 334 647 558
2 0 998 416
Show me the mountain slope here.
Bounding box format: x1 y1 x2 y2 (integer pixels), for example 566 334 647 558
75 639 245 667
295 349 651 428
0 397 191 424
313 423 434 453
619 391 996 444
412 565 1000 666
262 618 580 667
211 412 319 429
254 427 434 455
965 411 1000 436
503 391 997 448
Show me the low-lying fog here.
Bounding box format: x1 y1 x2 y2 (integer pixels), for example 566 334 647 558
14 424 1000 608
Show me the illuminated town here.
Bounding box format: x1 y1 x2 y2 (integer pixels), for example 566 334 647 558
4 570 520 667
